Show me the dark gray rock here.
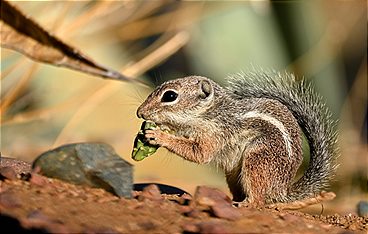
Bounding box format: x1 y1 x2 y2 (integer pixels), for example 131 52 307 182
357 201 368 217
32 143 133 198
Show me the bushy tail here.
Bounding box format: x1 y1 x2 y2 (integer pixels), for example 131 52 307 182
226 69 339 201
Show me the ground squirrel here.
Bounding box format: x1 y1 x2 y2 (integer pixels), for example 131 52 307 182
136 70 338 205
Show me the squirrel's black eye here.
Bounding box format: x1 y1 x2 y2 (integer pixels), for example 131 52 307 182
161 90 178 103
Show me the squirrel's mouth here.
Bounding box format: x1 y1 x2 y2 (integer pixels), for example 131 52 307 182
147 120 174 134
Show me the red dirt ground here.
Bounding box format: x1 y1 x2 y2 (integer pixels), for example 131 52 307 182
0 159 367 233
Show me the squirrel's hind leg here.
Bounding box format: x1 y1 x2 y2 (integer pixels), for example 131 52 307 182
239 146 294 206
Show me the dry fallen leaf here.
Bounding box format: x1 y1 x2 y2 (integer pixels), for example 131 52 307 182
0 0 131 82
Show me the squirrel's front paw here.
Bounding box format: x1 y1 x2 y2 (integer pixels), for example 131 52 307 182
145 129 170 146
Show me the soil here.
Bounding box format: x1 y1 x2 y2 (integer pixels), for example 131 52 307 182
1 158 367 233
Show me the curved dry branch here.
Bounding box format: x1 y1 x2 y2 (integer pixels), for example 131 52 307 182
0 0 132 82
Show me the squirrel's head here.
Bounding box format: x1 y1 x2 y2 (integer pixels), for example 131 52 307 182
137 76 218 126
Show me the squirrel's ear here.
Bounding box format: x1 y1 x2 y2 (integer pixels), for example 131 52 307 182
199 79 213 99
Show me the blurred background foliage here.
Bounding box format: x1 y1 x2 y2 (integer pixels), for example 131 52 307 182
1 1 366 214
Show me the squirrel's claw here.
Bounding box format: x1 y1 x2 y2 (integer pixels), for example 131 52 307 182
145 129 168 146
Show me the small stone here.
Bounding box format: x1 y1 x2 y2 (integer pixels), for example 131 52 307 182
191 186 241 220
178 193 192 205
183 220 229 234
278 213 300 223
182 223 200 233
193 186 232 208
0 191 22 208
97 196 119 203
178 205 193 214
134 183 188 195
211 203 241 220
181 193 192 200
25 210 70 233
0 167 17 180
82 227 119 234
32 143 133 198
185 209 203 218
27 210 51 221
198 221 229 233
29 173 48 186
138 184 163 201
131 190 141 198
138 221 155 230
357 201 368 217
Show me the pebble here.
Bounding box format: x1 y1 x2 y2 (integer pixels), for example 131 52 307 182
0 191 22 208
357 201 368 217
138 221 156 230
182 220 229 234
82 227 120 234
29 173 48 186
192 186 241 220
182 223 199 233
211 203 241 221
25 210 70 233
133 183 188 195
178 193 192 205
193 186 232 207
137 184 163 201
0 167 17 180
97 196 119 203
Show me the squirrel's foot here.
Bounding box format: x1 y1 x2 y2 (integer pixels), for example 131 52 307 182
145 129 171 146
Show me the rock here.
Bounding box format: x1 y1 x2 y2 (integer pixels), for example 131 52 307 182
138 221 155 230
97 196 119 203
0 191 22 208
182 223 200 233
29 173 48 186
25 210 71 233
211 203 241 221
138 184 163 201
184 209 204 219
357 201 368 217
178 205 193 214
32 143 133 198
182 220 229 234
82 227 120 234
193 186 232 208
0 167 17 180
196 220 230 233
192 186 241 220
178 193 192 205
133 183 188 195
